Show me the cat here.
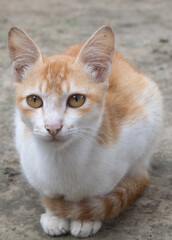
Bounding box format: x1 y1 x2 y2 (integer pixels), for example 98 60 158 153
8 25 163 238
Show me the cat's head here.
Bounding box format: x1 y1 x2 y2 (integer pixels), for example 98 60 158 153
8 25 114 147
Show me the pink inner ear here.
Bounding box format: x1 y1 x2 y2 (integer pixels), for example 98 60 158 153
90 66 108 83
8 26 42 82
75 26 114 83
14 64 31 83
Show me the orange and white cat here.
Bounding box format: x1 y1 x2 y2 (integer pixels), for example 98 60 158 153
8 25 163 238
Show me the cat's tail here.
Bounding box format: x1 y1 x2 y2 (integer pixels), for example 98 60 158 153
41 174 149 221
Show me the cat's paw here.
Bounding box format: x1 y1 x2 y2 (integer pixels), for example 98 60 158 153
70 220 102 238
40 213 69 236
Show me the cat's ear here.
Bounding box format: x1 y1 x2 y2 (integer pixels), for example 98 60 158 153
75 25 114 83
8 26 42 82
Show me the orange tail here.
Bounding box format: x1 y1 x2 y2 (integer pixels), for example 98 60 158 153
42 174 149 221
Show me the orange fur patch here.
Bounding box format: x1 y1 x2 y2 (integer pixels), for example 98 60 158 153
41 58 69 94
98 52 147 145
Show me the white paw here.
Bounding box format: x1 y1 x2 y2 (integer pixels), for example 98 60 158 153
70 220 102 238
40 213 69 236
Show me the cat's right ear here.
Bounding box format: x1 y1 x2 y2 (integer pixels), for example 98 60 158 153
8 26 42 82
75 25 114 83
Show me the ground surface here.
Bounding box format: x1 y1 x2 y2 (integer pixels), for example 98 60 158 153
0 0 172 239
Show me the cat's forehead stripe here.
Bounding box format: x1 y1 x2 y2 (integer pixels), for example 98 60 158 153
41 61 69 94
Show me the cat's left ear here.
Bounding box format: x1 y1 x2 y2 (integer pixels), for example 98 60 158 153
75 25 114 83
8 26 42 82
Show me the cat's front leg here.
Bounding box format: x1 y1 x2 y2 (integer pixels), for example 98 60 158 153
70 220 102 238
40 209 70 236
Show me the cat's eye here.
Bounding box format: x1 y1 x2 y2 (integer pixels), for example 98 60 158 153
67 94 86 108
26 95 43 108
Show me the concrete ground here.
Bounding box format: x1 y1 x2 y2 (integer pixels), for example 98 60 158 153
0 0 172 239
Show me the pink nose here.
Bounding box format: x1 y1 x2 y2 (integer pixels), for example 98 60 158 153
45 123 63 137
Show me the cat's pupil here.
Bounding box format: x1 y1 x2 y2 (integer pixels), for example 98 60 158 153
74 95 78 102
33 96 37 102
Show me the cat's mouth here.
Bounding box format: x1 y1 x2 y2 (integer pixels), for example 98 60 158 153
34 133 68 143
48 132 74 143
48 137 67 143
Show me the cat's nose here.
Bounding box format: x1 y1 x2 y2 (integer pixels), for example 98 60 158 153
45 123 63 137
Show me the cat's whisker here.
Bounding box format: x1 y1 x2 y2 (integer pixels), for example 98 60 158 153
24 128 110 145
74 133 98 145
25 131 46 137
67 128 109 146
77 129 110 144
81 127 109 138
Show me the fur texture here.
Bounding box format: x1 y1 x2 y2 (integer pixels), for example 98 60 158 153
8 25 163 238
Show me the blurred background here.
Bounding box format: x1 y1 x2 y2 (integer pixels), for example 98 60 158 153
0 0 172 240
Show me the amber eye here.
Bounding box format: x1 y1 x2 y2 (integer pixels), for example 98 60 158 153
67 94 86 108
26 95 43 108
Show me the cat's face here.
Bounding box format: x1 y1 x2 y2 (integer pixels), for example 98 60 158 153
8 26 114 146
15 57 107 145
